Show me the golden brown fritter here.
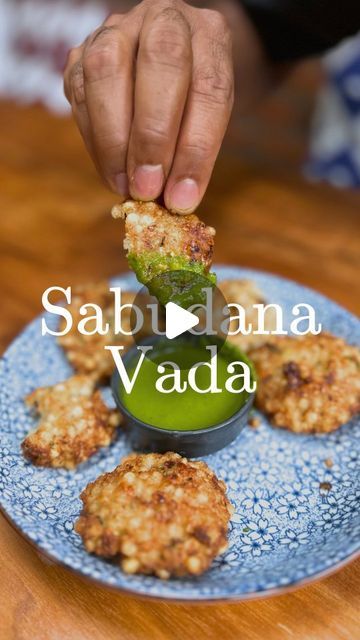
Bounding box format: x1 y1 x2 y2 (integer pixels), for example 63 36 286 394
219 279 277 352
75 452 233 579
250 333 360 433
111 200 216 280
58 283 139 380
22 375 122 469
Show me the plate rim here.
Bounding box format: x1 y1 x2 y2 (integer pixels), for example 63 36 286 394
1 505 359 603
1 265 359 601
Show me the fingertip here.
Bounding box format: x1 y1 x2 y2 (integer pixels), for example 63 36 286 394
129 164 164 201
113 172 129 198
165 178 200 214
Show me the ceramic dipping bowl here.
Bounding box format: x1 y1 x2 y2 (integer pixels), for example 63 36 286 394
111 336 256 457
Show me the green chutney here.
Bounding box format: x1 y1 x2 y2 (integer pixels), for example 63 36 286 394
119 341 252 431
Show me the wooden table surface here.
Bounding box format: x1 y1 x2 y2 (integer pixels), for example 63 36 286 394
0 101 359 640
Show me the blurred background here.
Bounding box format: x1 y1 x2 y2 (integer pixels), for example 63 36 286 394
0 0 359 351
1 0 360 186
0 5 360 626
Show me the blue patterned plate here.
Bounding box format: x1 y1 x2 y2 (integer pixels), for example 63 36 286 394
0 267 359 601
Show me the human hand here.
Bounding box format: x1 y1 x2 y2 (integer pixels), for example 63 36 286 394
64 0 268 213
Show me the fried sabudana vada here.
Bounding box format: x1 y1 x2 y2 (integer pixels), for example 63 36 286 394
58 282 136 381
23 375 122 469
75 452 233 579
250 333 360 433
111 200 216 289
218 278 277 352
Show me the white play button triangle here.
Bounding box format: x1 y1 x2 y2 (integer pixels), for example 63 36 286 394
165 302 199 339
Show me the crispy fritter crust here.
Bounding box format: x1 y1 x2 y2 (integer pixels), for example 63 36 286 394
219 279 277 352
22 375 122 469
58 283 138 380
75 452 232 579
112 200 215 272
250 333 360 433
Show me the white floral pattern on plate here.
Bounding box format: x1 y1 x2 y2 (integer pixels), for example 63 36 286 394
0 266 359 601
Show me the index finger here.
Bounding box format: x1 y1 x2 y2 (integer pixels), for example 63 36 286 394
81 19 136 194
127 5 192 201
165 10 234 214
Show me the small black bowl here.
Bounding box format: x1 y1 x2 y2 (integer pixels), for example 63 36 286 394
111 338 255 457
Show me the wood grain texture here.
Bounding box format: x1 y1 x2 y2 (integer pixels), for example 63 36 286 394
0 102 359 640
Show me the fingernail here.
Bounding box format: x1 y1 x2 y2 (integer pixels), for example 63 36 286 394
114 172 128 197
168 178 199 213
132 164 163 199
